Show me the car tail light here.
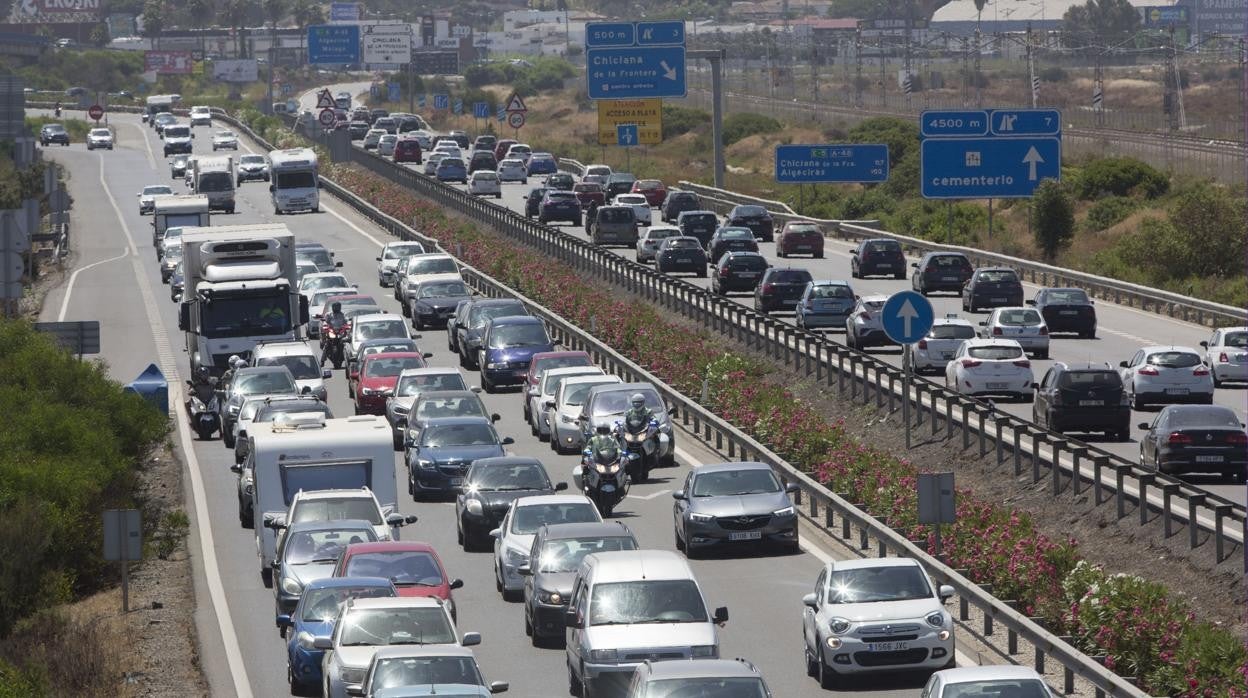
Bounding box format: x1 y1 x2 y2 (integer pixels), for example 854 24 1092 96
719 267 729 277
917 339 928 349
1227 432 1248 445
1137 367 1160 376
1167 432 1192 445
762 283 775 294
1192 367 1210 376
1218 352 1229 363
858 311 871 321
1039 327 1048 335
961 359 982 368
805 299 814 310
992 327 1003 336
861 251 872 261
1013 360 1031 368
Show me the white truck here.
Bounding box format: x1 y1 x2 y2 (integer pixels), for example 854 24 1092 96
151 194 210 247
177 224 307 376
268 147 320 214
144 94 176 124
241 413 399 584
191 155 236 213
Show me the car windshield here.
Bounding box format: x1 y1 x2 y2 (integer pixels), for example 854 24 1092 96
589 580 708 626
942 679 1051 698
865 240 900 253
396 373 466 397
216 130 235 139
256 355 321 380
470 303 527 328
359 341 415 357
285 528 375 565
786 224 820 235
365 356 425 378
415 397 486 420
372 656 482 691
727 256 767 271
421 423 497 447
313 290 355 306
474 172 498 181
44 124 66 133
537 536 637 573
419 281 471 298
996 309 1042 326
439 158 464 168
468 462 550 491
770 270 814 284
810 285 853 299
90 129 110 137
734 206 768 217
163 228 183 241
543 371 596 396
930 325 976 340
1058 371 1120 388
547 192 576 201
827 565 932 603
862 300 887 312
592 390 662 416
488 324 549 348
299 250 335 268
719 229 754 241
384 244 424 259
234 371 296 395
642 678 769 698
968 345 1025 361
338 607 455 646
930 255 969 268
409 258 457 275
564 382 611 407
977 270 1019 284
357 319 408 341
646 229 678 242
143 185 173 196
617 195 647 205
240 155 265 165
599 209 634 223
575 184 602 193
302 274 347 291
1146 351 1201 368
345 551 444 586
1046 289 1088 304
1166 406 1241 428
1223 332 1248 348
256 402 332 422
692 469 781 497
510 503 599 534
292 498 382 526
299 585 394 622
665 239 701 250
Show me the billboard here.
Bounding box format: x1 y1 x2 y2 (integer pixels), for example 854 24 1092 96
144 50 192 74
362 31 411 65
16 0 102 17
1141 5 1190 26
211 58 257 82
597 99 662 145
329 2 360 22
1184 0 1246 36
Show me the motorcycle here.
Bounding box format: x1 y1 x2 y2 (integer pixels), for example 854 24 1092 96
573 447 631 517
615 416 660 482
321 323 348 369
185 376 220 440
54 106 61 118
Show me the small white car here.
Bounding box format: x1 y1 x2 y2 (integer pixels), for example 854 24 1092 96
467 170 502 198
924 665 1055 698
913 316 978 373
583 163 612 179
189 105 212 126
845 295 892 350
635 225 681 263
86 127 114 150
252 340 332 402
491 494 601 600
1201 327 1248 387
423 153 445 176
409 130 433 150
802 557 954 688
138 184 173 214
497 158 527 183
298 271 353 306
979 307 1050 359
377 134 399 157
211 129 239 150
375 241 427 287
1119 345 1215 410
433 144 463 161
945 338 1034 401
613 193 652 226
504 143 532 164
363 128 385 150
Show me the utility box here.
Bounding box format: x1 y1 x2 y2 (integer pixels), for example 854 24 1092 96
917 472 956 525
124 363 169 415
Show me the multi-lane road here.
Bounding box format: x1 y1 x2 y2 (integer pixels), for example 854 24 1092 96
40 106 999 698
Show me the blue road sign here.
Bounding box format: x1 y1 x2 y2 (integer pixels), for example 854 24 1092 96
453 98 463 115
921 110 989 138
989 108 1061 136
387 82 400 103
586 20 686 100
281 84 292 96
417 94 426 108
369 84 379 99
433 94 449 110
920 137 1061 199
329 2 360 22
307 24 360 64
616 124 639 147
775 144 889 184
881 291 934 345
473 101 489 119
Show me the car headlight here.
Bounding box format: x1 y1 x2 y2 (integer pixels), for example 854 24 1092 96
505 547 528 565
280 576 303 595
926 612 946 628
688 512 714 523
828 618 851 635
537 589 563 604
589 649 617 662
393 404 409 415
340 666 366 685
465 499 483 515
691 645 717 658
417 459 435 470
486 362 507 369
773 505 795 517
360 387 380 396
227 405 240 416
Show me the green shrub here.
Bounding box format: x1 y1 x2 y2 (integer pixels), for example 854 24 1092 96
1082 195 1138 231
846 116 919 164
0 658 45 698
661 105 710 139
1032 178 1075 261
1074 157 1169 199
722 112 781 146
11 49 144 94
836 187 898 220
886 199 986 245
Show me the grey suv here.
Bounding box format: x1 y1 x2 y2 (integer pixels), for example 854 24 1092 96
672 461 800 557
588 205 638 247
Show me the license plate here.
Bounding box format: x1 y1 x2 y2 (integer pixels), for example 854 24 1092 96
1196 455 1224 463
740 272 759 277
1235 355 1248 363
991 297 1007 303
450 477 463 486
942 276 958 282
987 382 1008 389
877 264 891 269
1079 400 1103 406
728 531 762 541
1060 310 1078 316
1165 388 1189 395
941 352 954 359
867 641 909 652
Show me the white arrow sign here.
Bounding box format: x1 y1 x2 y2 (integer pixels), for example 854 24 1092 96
897 298 919 339
1022 146 1044 181
660 60 677 81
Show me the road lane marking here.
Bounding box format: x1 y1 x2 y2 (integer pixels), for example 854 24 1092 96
126 120 156 168
626 489 672 501
57 247 130 321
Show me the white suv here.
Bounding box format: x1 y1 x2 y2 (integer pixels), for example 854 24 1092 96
252 341 332 402
491 494 601 600
189 105 211 126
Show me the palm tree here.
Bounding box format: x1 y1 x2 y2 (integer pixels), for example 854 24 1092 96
187 0 214 29
223 0 253 58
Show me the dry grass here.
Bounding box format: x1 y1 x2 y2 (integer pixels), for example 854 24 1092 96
1 590 132 698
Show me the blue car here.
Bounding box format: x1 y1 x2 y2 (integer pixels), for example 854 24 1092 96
527 152 558 175
795 279 857 331
436 156 468 183
478 315 555 392
537 190 582 226
406 416 513 500
279 576 397 695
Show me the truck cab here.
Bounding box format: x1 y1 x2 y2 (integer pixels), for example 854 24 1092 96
268 147 320 214
192 155 236 213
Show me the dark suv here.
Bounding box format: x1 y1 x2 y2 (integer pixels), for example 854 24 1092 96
39 123 70 146
912 252 974 295
707 226 759 264
725 204 775 242
754 267 814 314
604 173 637 199
468 150 497 174
675 210 719 247
851 238 906 279
1031 287 1097 338
661 191 700 222
1033 362 1131 440
712 251 769 295
963 267 1024 312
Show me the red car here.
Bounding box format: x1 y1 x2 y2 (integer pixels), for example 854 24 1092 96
333 541 462 608
493 138 518 162
632 179 668 207
352 352 430 414
573 182 605 210
394 137 423 164
522 350 594 420
775 221 825 258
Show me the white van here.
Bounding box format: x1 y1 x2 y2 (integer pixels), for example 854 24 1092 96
565 550 728 697
269 147 319 214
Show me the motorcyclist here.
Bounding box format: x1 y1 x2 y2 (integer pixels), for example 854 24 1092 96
586 424 618 460
54 101 62 117
623 393 655 430
320 302 348 366
219 354 243 387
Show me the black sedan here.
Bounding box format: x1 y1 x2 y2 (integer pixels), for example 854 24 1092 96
963 267 1024 312
1031 287 1097 338
408 278 475 331
1138 405 1247 482
455 456 566 551
706 226 759 265
655 236 708 277
725 204 775 243
40 123 70 146
712 251 769 295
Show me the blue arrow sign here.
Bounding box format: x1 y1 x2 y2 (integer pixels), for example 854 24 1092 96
587 46 686 99
433 94 448 110
775 144 889 184
473 101 489 119
307 25 360 64
616 124 638 147
636 20 685 46
881 291 934 345
920 137 1061 199
387 82 400 103
989 108 1061 136
921 110 989 138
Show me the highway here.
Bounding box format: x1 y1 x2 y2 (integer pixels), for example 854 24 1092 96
41 106 984 698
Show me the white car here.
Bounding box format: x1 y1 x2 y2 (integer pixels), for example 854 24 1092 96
979 307 1050 359
266 488 408 548
845 295 893 350
497 158 527 183
1201 326 1248 387
635 225 681 263
528 366 604 440
945 338 1034 401
467 170 502 198
1119 345 1215 410
189 105 211 126
913 316 978 373
317 596 475 698
298 271 353 306
363 128 385 150
491 494 601 600
409 130 433 150
924 665 1055 698
375 241 427 286
583 164 612 179
612 193 652 226
377 134 399 157
86 127 114 150
423 153 445 176
211 129 239 150
802 557 954 688
252 340 332 402
433 144 463 161
547 375 622 454
504 143 532 164
395 253 460 307
357 645 504 698
138 184 173 214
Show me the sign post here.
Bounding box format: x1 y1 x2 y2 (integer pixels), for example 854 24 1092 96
917 473 955 560
881 290 935 450
505 92 528 136
87 104 104 123
103 508 142 612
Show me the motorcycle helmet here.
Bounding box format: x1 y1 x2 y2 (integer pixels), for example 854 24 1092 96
331 301 342 313
227 354 240 366
630 393 646 409
595 424 612 435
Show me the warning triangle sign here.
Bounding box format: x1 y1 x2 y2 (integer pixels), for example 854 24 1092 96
504 93 527 113
316 89 335 109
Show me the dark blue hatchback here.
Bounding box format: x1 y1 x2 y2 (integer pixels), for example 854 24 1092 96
478 316 555 392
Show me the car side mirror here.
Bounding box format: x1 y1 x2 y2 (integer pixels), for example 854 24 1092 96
491 413 501 423
978 321 986 326
422 352 433 359
450 578 464 590
489 682 509 694
269 184 275 193
802 593 818 609
322 369 333 380
375 256 382 261
939 585 955 602
1138 422 1149 430
910 262 918 268
667 407 678 416
405 433 416 447
230 463 242 474
276 613 292 628
489 528 502 539
501 437 515 445
346 687 364 697
312 636 333 650
712 606 729 624
301 386 312 395
672 490 686 500
543 400 555 409
785 483 800 494
517 564 532 576
564 610 582 628
1119 361 1129 368
461 632 481 646
1032 382 1040 389
1200 341 1209 348
1025 299 1036 305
